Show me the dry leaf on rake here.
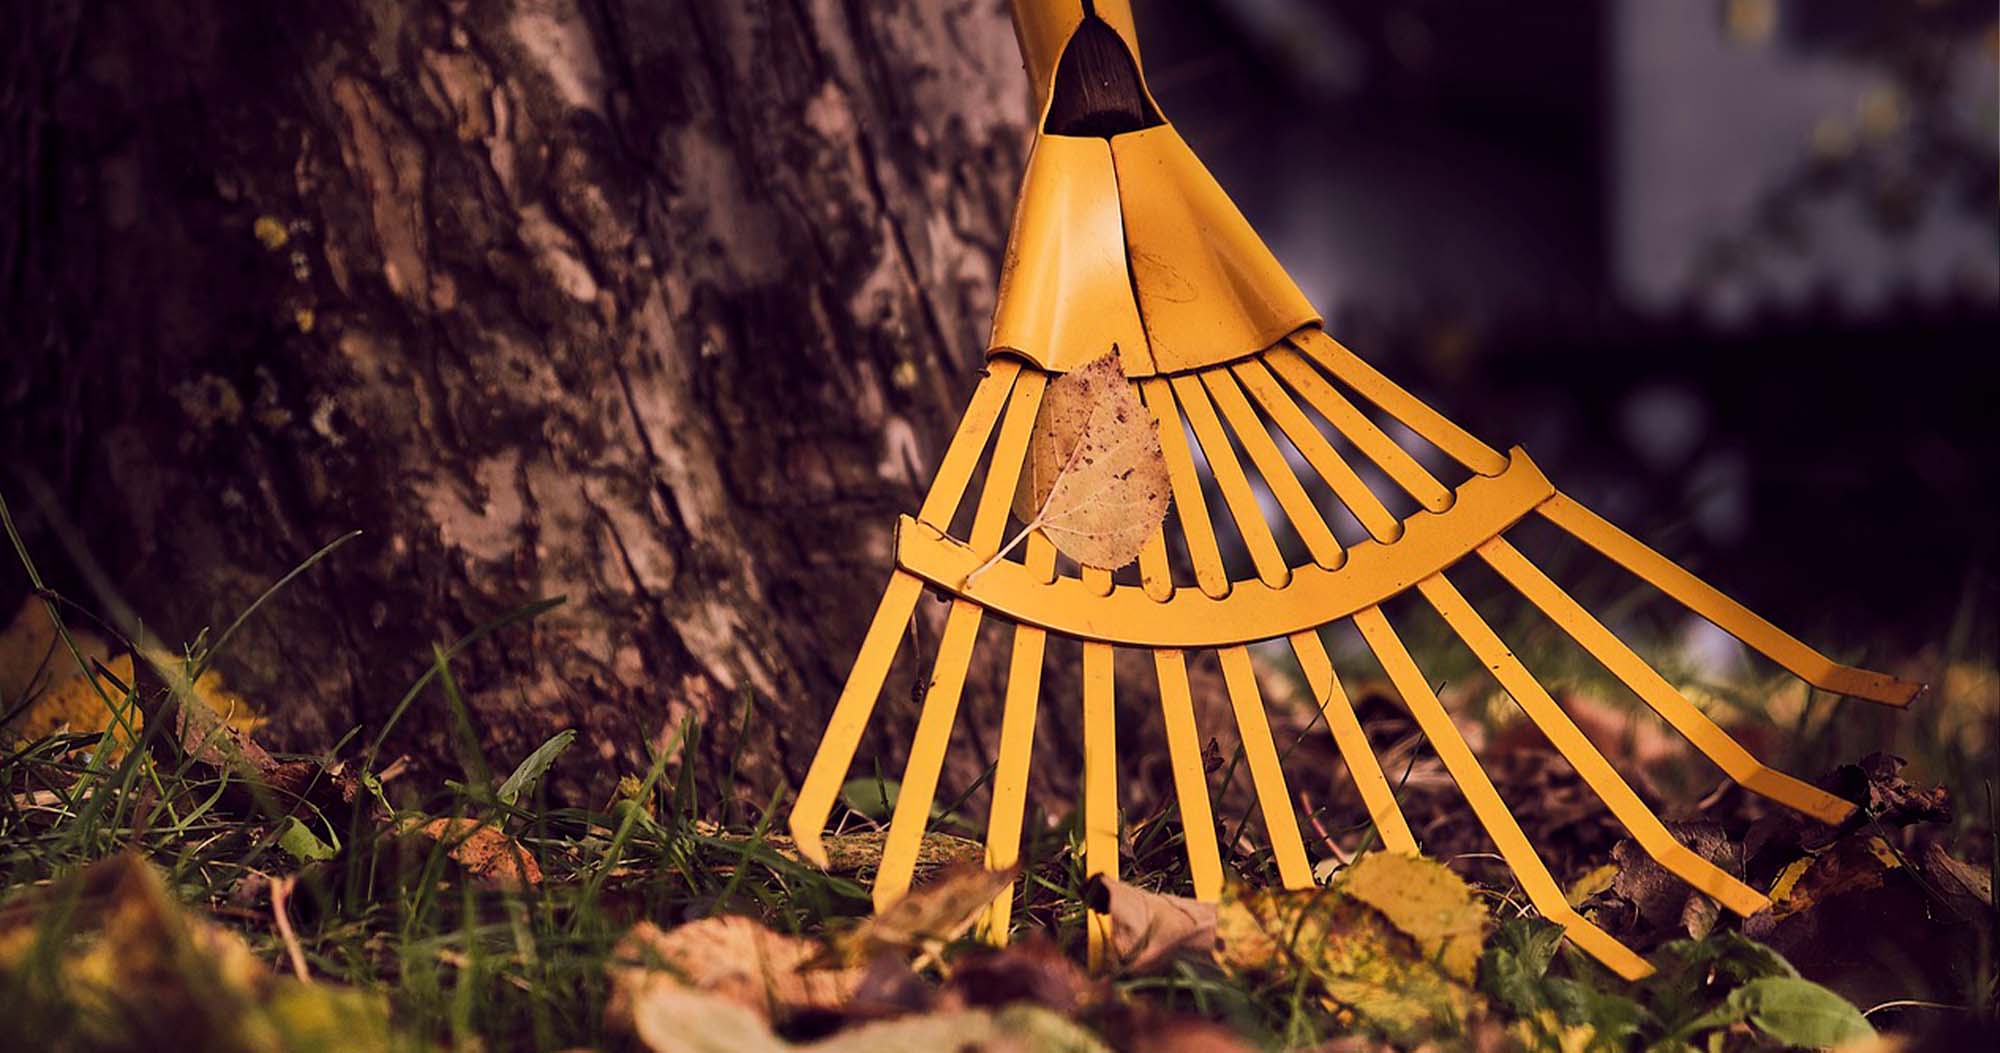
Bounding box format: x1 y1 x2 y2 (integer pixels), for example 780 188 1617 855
979 346 1169 577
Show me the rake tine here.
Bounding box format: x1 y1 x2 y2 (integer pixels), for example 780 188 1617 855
1476 536 1859 824
1265 346 1455 513
1351 604 1654 980
791 362 1023 865
1082 640 1118 965
1537 495 1921 708
1200 366 1347 570
1218 645 1316 888
1233 358 1405 544
1288 328 1511 478
1138 522 1175 602
1170 374 1292 588
1286 629 1419 855
1154 648 1224 899
1415 573 1770 916
1082 565 1114 596
875 371 1048 907
981 531 1059 944
1140 379 1231 599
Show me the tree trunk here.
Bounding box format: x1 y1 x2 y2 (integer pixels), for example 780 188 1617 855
3 0 1030 801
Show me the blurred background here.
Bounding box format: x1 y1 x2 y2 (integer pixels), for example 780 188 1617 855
1130 0 1996 663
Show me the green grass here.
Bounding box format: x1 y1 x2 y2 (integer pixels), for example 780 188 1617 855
1 487 1994 1052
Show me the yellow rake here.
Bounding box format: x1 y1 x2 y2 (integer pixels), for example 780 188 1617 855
788 0 1919 980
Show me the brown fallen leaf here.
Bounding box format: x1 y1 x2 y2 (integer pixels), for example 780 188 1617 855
942 937 1099 1015
416 817 543 888
821 863 1017 967
608 917 863 1025
615 983 1113 1053
986 346 1169 574
1085 876 1217 973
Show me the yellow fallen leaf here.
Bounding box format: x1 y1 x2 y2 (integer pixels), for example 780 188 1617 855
997 346 1169 572
0 599 262 758
1213 855 1488 1043
1337 851 1490 983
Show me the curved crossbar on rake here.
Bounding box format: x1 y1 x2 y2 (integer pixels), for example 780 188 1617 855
788 329 1920 980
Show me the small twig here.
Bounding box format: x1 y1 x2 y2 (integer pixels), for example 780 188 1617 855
269 874 311 983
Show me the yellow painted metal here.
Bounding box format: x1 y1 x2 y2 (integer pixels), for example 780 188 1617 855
1416 573 1770 917
1289 327 1511 478
1141 379 1231 599
1171 374 1292 589
1082 640 1118 964
980 536 1059 945
1353 605 1655 981
1287 629 1418 855
1476 537 1859 824
794 0 1914 983
790 362 1020 866
1266 345 1455 513
1219 645 1315 888
1138 524 1175 602
1153 648 1224 898
1201 367 1346 570
1109 127 1320 373
890 450 1552 646
1538 495 1921 707
1233 357 1406 543
788 571 925 869
876 371 1047 908
988 136 1154 375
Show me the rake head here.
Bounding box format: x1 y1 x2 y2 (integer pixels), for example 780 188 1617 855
788 0 1920 981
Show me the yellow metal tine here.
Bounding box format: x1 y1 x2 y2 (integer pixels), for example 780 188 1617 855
1234 358 1404 544
1351 604 1653 980
1140 379 1230 599
1138 523 1175 602
1201 367 1346 570
1082 564 1114 596
1286 629 1418 855
1154 648 1224 899
1217 645 1315 888
919 359 1024 528
1476 536 1859 825
970 370 1049 553
788 571 925 867
1416 573 1770 916
1082 640 1118 966
1170 374 1292 589
877 371 1047 908
875 602 985 909
1538 495 1920 708
981 532 1058 944
1289 328 1510 478
794 362 1023 867
1266 346 1455 513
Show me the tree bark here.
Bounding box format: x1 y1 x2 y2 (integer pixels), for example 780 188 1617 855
3 0 1030 801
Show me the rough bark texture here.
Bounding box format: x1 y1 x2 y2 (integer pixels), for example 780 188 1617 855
3 0 1031 801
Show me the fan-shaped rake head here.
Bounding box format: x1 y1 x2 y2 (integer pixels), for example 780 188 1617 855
787 331 1918 980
